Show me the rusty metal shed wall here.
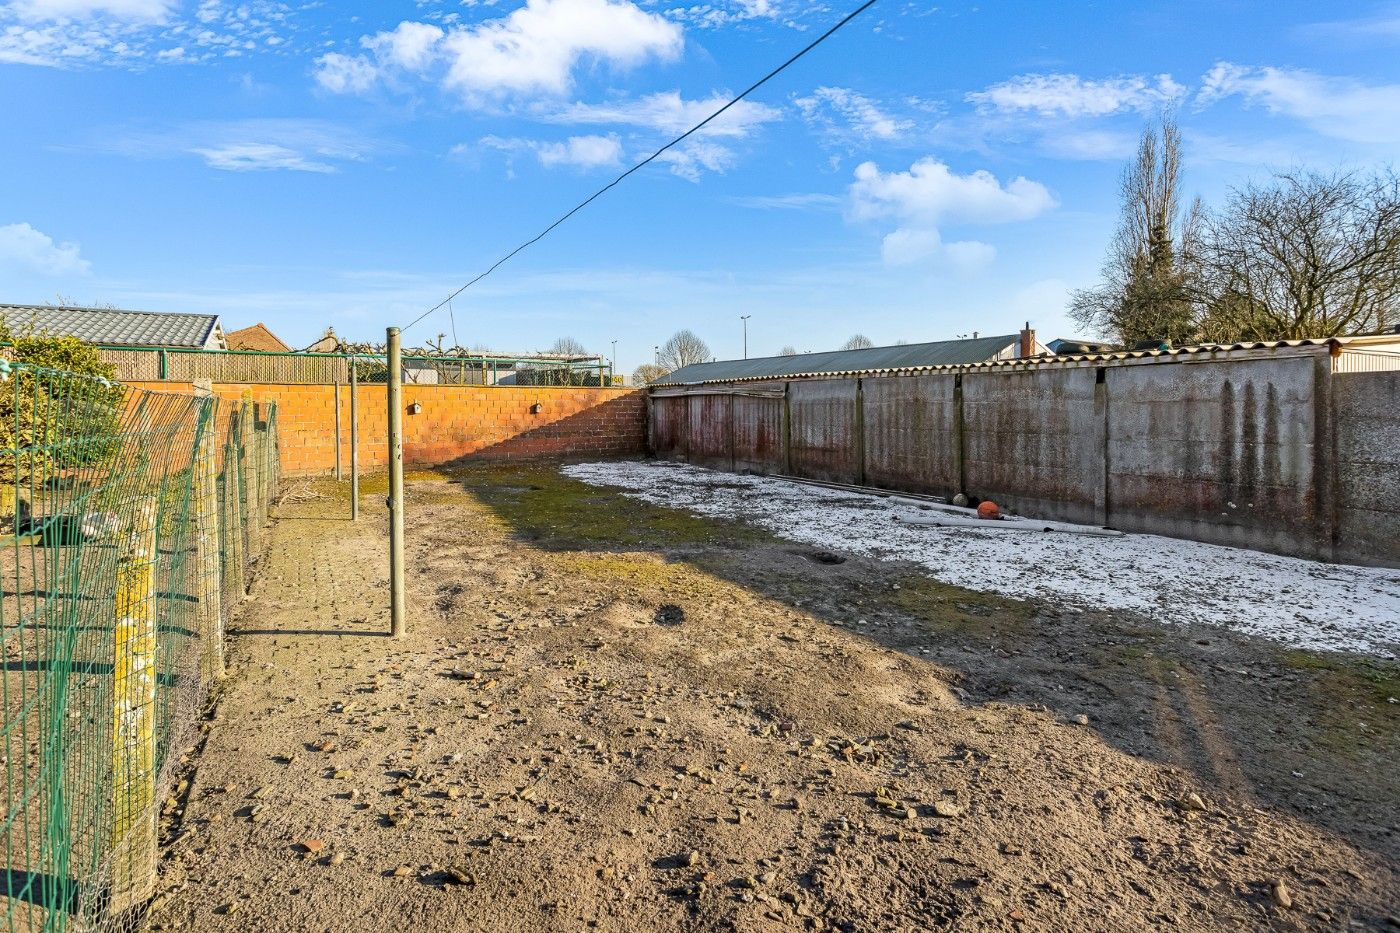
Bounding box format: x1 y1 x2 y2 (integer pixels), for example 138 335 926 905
1104 355 1323 556
788 379 860 483
963 367 1101 524
861 374 959 495
648 395 687 461
732 393 786 474
1333 370 1400 567
685 394 733 469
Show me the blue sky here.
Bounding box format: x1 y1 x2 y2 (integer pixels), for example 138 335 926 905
3 0 1400 371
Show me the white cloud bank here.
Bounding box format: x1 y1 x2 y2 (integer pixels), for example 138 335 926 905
7 0 173 21
1198 62 1400 145
968 72 1184 117
849 158 1056 268
314 0 682 101
0 223 91 276
795 86 912 141
475 133 623 169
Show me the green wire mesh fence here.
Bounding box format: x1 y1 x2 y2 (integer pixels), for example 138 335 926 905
0 362 278 931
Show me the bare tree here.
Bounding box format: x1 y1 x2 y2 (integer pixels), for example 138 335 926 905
632 363 670 386
656 329 711 371
549 336 590 357
841 334 875 350
778 345 798 356
1070 114 1200 346
1195 170 1400 340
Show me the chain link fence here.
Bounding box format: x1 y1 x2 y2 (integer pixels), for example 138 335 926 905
0 362 278 932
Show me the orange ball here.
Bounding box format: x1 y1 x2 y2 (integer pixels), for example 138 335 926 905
976 500 1001 520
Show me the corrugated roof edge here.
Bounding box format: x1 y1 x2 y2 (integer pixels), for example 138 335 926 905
652 337 1396 386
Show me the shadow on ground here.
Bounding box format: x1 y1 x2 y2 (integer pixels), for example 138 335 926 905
435 459 1400 866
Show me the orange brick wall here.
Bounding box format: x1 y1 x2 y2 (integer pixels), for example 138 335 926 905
126 382 647 476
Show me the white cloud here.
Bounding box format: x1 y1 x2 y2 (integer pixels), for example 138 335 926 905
477 133 623 169
968 73 1184 117
1 0 296 68
191 143 338 173
314 51 380 93
663 0 788 29
849 158 1054 268
366 20 442 72
314 0 682 101
1197 62 1400 144
544 90 780 178
879 228 995 269
0 223 91 276
731 192 844 211
7 0 173 22
104 118 372 173
550 90 780 136
850 158 1056 226
795 86 911 141
537 134 623 168
652 139 734 181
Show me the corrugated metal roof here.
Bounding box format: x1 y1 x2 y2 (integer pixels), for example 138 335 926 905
658 334 1020 385
655 337 1372 386
0 304 221 349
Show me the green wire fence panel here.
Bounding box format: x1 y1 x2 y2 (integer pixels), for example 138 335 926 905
94 348 616 387
0 364 278 932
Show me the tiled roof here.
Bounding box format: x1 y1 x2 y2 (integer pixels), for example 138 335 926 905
0 304 221 349
657 334 1021 386
226 322 291 352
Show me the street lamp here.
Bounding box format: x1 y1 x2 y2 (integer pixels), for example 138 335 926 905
740 315 751 359
610 339 618 379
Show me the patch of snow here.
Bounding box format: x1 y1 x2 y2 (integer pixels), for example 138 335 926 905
562 461 1400 659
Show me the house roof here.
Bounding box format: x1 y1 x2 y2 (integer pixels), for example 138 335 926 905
0 303 222 349
656 334 1022 386
226 322 291 352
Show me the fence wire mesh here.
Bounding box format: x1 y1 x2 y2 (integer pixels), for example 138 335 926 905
0 362 278 932
97 348 616 387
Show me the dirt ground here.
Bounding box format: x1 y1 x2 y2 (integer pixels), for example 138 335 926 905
151 462 1400 932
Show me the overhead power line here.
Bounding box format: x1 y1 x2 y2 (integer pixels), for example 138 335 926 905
402 0 879 334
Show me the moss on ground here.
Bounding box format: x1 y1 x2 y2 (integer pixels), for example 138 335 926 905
447 462 766 551
888 573 1030 636
1278 650 1400 714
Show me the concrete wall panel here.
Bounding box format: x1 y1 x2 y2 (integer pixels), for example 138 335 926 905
1104 357 1320 555
788 379 859 483
862 374 958 495
1334 371 1400 566
963 368 1100 523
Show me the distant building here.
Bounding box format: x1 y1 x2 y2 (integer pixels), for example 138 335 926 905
1048 337 1118 355
657 326 1050 386
302 327 341 353
226 322 292 352
0 303 225 349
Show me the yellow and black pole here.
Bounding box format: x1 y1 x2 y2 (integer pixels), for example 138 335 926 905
386 327 406 638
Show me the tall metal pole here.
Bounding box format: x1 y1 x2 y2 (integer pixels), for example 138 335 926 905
350 358 360 522
386 328 406 638
741 315 751 359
